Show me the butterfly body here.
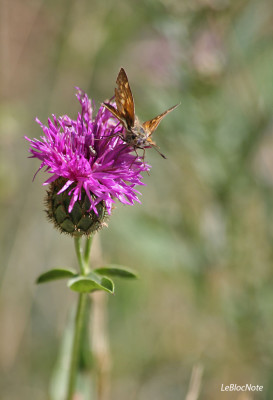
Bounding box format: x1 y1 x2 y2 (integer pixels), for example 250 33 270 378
122 118 153 148
103 68 179 158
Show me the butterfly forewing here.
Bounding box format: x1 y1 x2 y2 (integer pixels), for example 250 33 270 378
103 102 125 124
115 68 135 130
142 103 180 136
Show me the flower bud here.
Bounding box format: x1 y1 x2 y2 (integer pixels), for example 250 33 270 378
45 178 107 236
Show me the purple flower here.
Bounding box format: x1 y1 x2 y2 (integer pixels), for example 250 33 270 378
25 89 150 215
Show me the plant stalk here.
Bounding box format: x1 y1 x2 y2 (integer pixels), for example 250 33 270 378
66 236 93 400
66 292 88 400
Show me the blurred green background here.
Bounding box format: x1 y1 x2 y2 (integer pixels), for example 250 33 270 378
1 0 273 399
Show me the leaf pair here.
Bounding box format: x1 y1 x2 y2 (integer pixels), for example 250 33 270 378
36 265 138 295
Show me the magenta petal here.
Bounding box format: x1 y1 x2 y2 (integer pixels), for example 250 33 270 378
58 180 74 194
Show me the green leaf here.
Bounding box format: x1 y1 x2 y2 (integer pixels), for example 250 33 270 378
68 273 114 294
36 268 77 284
94 264 138 279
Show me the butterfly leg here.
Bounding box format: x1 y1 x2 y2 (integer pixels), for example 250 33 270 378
140 148 150 175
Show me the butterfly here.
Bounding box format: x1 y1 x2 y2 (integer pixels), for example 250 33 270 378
103 68 179 159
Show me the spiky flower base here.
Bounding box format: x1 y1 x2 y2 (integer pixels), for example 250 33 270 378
45 178 108 236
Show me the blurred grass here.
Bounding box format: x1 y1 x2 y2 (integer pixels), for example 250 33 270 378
1 0 273 399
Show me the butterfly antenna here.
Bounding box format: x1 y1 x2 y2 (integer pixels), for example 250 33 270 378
152 144 167 159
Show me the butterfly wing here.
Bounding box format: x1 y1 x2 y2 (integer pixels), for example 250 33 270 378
142 103 180 136
103 102 125 124
115 68 135 130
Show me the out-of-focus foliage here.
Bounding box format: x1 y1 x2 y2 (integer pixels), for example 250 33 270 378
1 0 273 398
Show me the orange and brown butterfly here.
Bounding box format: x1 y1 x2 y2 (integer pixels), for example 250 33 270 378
102 68 179 159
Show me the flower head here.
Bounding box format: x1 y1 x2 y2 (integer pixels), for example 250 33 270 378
26 89 150 215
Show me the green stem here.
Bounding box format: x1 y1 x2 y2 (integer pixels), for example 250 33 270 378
66 236 94 400
66 292 88 400
74 236 86 275
84 236 93 273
